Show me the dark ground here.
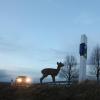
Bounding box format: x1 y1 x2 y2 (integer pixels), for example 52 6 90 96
0 82 100 100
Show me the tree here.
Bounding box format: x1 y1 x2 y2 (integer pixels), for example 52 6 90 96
59 55 78 85
90 45 100 83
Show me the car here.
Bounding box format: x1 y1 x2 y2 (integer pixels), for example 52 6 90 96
15 76 32 87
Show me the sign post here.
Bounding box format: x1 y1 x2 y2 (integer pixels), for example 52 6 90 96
79 34 87 82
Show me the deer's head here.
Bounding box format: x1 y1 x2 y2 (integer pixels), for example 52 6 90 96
57 62 64 68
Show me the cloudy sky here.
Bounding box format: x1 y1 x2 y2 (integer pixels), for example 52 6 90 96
0 0 100 82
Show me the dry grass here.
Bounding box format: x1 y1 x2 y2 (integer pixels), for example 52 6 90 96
0 82 100 100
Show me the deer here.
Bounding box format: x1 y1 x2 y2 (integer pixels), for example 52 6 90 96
40 62 64 84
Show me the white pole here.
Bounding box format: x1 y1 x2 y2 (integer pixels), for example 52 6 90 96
79 34 87 82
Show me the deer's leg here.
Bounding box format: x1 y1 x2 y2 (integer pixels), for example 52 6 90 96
51 75 55 83
40 76 44 84
40 75 47 84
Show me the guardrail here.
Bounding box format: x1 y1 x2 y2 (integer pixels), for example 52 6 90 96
33 81 72 87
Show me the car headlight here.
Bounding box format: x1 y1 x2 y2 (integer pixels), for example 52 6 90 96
26 78 31 83
17 78 22 83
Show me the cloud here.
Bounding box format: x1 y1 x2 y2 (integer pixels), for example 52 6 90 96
0 35 22 52
37 48 67 63
74 12 100 25
0 70 8 78
47 0 53 3
46 0 62 9
0 70 12 82
49 48 67 56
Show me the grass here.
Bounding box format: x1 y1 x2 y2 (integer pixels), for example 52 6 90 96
0 81 100 100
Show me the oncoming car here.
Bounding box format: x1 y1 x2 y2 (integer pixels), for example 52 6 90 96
15 76 32 87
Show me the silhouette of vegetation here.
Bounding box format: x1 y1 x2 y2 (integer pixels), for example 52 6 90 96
60 55 78 85
40 62 64 84
89 45 100 83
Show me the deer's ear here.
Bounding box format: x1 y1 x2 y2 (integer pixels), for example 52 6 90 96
57 62 59 65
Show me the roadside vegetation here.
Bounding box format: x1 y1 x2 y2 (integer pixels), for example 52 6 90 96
0 81 100 100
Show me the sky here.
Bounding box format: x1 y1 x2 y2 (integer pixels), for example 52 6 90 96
0 0 100 82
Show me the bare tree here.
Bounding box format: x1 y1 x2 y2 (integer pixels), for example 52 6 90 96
59 55 78 85
90 45 100 83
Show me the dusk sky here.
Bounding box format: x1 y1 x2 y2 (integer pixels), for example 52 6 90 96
0 0 100 82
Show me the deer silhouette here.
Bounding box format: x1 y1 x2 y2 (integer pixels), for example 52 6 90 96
40 62 64 84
